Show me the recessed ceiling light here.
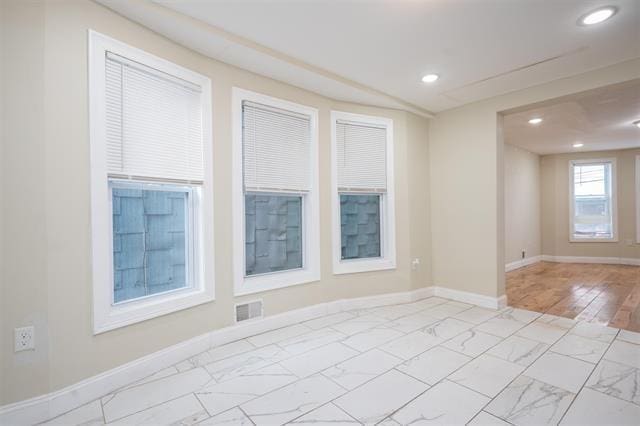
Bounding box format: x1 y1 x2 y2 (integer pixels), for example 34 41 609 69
633 119 640 128
421 74 439 83
579 6 617 25
573 142 584 148
528 118 543 125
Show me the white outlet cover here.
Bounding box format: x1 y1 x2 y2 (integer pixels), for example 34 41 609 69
14 326 35 352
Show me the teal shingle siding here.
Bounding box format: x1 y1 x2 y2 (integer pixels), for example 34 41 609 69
340 194 381 259
245 194 302 275
112 188 188 303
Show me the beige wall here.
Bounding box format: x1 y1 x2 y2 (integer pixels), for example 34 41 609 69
541 148 640 259
428 57 640 299
504 144 541 264
0 0 432 405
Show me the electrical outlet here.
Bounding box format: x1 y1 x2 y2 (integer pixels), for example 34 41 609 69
14 326 35 352
411 258 420 270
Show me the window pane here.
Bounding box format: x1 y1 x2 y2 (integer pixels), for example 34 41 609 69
245 193 303 276
340 194 381 260
112 185 189 303
573 162 612 238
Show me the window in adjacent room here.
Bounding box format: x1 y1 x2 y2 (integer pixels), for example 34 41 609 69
331 111 396 274
89 31 214 333
569 159 617 242
232 89 320 296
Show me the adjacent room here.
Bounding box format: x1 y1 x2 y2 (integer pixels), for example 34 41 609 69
1 1 639 425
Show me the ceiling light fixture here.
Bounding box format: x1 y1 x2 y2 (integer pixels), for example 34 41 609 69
421 74 439 83
633 119 640 128
578 6 618 25
573 143 584 148
528 118 543 125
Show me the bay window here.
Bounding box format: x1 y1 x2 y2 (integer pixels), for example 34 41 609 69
89 31 214 333
331 111 396 274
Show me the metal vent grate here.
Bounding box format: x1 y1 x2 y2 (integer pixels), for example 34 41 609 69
235 300 263 322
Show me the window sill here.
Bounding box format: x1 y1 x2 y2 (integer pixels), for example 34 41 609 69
333 258 396 275
234 268 320 297
569 237 619 243
94 287 214 334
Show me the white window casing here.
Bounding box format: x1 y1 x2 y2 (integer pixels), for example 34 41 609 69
232 88 320 296
89 30 214 334
331 111 396 274
568 158 618 243
636 155 640 244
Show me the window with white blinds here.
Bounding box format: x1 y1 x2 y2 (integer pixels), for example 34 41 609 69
105 52 204 182
242 101 311 192
336 121 387 192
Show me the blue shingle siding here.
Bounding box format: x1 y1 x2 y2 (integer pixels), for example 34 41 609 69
340 195 381 259
245 194 302 275
112 188 188 303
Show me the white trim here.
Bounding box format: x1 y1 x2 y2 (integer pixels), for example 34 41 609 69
231 88 320 296
505 255 542 272
330 111 396 275
636 155 640 244
568 158 618 243
541 255 639 266
0 284 512 424
88 30 215 333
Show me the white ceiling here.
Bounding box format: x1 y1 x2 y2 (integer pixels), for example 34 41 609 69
503 79 640 155
99 0 640 114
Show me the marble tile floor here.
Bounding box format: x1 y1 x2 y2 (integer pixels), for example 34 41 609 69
40 297 640 425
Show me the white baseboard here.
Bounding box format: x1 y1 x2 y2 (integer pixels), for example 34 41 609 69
541 255 639 266
505 255 542 272
0 286 440 424
432 286 507 310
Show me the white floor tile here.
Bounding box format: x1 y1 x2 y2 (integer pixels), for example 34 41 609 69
119 366 180 389
524 352 594 393
570 321 618 344
396 346 471 385
379 330 443 360
204 344 289 383
467 411 511 426
516 321 567 344
499 308 542 324
177 340 255 372
303 312 355 330
586 359 640 405
391 380 489 426
240 375 345 425
198 407 253 425
422 301 473 319
475 314 529 338
487 335 549 367
537 314 577 330
289 403 359 425
442 330 503 357
247 324 312 347
280 342 359 377
330 314 388 336
550 333 610 363
366 303 425 320
341 325 404 352
387 311 439 333
41 400 103 426
323 348 401 390
422 317 474 340
452 306 500 324
109 394 208 426
560 387 640 425
485 375 574 426
617 329 640 345
195 364 298 416
102 367 211 422
277 328 346 355
448 354 524 397
334 369 428 425
604 340 640 368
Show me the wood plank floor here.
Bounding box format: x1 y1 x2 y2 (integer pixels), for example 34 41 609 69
506 261 640 332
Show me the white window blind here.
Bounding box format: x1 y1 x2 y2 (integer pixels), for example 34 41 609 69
105 52 204 182
336 121 387 192
242 101 311 192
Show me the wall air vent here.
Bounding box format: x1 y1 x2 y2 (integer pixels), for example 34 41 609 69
235 300 263 322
